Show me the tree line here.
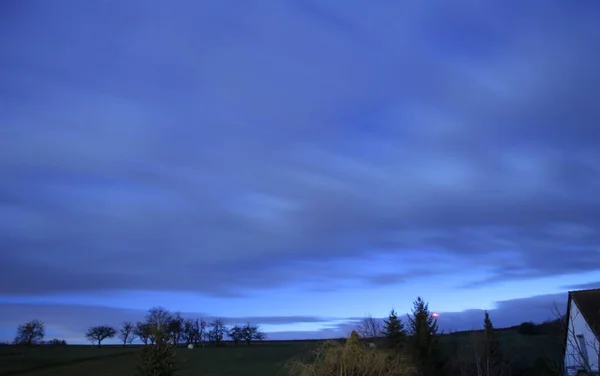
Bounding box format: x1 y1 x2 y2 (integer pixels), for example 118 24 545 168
13 306 266 348
283 296 515 376
350 297 568 376
11 298 571 376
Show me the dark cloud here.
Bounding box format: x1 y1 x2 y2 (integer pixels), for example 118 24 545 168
435 293 567 332
0 0 600 298
314 292 568 338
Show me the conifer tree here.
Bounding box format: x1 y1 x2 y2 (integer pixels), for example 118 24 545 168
383 309 406 349
482 311 504 376
407 297 441 376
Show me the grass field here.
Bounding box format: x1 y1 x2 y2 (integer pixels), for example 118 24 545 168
0 331 563 376
0 341 314 376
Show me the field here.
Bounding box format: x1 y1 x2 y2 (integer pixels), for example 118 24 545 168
0 331 563 376
439 329 563 372
0 341 313 376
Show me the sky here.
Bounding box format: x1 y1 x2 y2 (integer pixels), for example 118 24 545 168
1 0 600 344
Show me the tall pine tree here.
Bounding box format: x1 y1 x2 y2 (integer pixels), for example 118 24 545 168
383 309 406 349
407 297 441 376
482 311 504 376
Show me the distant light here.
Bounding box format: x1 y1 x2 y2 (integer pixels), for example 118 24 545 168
432 313 440 318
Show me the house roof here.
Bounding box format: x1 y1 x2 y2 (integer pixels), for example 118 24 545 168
569 288 600 340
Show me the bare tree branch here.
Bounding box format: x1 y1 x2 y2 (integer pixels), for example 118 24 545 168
355 314 382 340
553 301 599 374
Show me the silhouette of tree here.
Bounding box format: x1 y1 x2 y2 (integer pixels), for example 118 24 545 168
228 324 244 346
207 318 227 346
407 297 442 376
242 322 265 345
480 311 506 376
134 322 151 345
183 318 205 347
356 314 382 340
119 321 135 346
383 309 406 349
167 312 184 345
85 325 116 347
136 307 177 376
14 320 45 346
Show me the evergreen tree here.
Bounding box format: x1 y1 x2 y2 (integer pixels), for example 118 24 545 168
407 297 441 376
482 311 504 376
382 309 406 349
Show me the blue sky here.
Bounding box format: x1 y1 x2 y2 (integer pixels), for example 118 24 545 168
1 0 600 344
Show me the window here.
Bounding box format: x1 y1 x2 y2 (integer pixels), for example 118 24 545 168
576 334 589 368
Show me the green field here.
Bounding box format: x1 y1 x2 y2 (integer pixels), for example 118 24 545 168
0 331 563 376
0 341 314 376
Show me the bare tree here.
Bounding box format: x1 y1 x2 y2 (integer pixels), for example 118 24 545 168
207 318 227 346
197 318 207 347
183 318 206 347
553 303 600 375
146 306 172 330
241 322 266 345
145 306 172 344
134 321 151 345
183 319 195 345
85 325 116 347
14 320 45 346
119 321 135 346
254 328 266 342
228 324 244 346
168 312 184 346
356 314 382 340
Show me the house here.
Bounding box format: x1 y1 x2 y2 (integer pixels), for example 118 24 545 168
564 288 600 376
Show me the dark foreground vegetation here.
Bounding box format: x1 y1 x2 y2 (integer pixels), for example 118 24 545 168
0 342 308 376
0 297 567 376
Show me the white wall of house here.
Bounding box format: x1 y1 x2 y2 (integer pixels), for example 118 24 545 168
564 298 599 375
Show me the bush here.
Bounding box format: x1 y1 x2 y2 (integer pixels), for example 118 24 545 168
136 341 178 376
46 338 67 346
136 325 178 376
533 356 562 376
517 322 540 336
286 330 415 376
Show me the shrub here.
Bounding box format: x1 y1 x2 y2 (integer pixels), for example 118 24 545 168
46 338 67 346
286 330 415 376
136 316 178 376
136 342 178 376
